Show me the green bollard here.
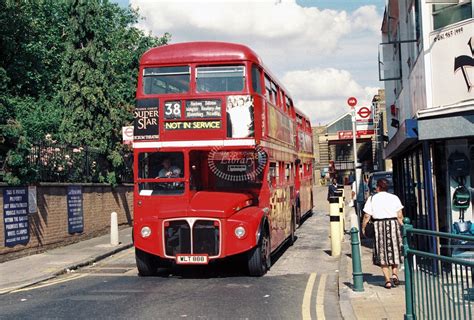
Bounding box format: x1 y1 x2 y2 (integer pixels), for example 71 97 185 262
350 227 364 292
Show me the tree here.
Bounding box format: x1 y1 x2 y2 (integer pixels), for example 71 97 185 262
0 0 169 185
58 0 168 184
0 0 67 184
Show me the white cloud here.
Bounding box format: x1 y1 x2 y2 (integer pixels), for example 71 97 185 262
282 68 379 124
133 0 351 55
131 0 383 125
351 5 381 33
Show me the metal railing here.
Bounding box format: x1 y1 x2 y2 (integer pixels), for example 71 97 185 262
28 141 133 183
403 219 474 320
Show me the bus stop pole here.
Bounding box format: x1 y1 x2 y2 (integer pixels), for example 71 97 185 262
329 196 341 256
351 108 359 204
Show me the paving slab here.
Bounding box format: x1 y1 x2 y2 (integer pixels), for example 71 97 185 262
0 227 133 294
339 202 406 320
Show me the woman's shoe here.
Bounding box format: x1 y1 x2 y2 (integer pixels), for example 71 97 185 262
384 281 392 289
392 275 400 286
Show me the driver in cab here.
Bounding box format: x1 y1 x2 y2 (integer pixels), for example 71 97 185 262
158 158 181 178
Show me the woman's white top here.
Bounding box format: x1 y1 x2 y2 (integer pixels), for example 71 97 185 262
363 191 404 219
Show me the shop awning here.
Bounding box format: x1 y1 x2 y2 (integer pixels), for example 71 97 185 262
383 119 418 159
417 102 474 140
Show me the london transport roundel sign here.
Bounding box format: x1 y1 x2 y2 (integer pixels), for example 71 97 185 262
347 97 357 107
357 107 371 118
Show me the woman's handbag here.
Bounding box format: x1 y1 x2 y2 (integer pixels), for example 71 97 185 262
364 195 375 239
365 220 375 238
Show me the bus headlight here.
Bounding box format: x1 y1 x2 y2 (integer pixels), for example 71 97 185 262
234 226 246 239
141 226 152 238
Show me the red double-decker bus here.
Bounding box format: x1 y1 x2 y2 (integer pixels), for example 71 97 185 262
133 42 314 276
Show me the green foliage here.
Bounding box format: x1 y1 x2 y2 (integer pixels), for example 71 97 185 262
0 0 169 185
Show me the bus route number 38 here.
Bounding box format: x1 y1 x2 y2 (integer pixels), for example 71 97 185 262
164 101 182 119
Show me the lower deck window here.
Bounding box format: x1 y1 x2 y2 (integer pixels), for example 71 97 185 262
138 151 185 195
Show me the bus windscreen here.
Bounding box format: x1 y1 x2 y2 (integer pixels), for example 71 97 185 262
143 66 190 94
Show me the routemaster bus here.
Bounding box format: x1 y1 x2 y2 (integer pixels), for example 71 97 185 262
133 42 314 276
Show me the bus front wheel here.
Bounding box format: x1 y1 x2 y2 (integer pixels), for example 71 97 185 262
248 229 271 276
135 248 158 276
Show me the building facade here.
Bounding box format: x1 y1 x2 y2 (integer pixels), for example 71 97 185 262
380 0 473 254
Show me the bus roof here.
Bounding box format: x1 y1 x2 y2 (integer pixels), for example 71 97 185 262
140 41 263 66
141 41 311 127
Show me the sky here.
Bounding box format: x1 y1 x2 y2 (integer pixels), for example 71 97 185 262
125 0 386 126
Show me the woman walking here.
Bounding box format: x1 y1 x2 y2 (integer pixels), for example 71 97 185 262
361 178 404 289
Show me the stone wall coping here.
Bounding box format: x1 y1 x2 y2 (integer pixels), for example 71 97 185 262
0 183 133 188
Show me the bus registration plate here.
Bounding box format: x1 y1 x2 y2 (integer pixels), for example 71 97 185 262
176 255 209 265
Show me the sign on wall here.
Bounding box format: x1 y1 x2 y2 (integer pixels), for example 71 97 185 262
3 187 30 247
430 20 474 108
67 186 84 234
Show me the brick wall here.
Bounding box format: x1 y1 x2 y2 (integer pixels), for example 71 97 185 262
0 184 133 262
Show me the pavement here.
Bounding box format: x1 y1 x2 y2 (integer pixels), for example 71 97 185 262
0 192 406 319
338 203 406 320
0 227 133 295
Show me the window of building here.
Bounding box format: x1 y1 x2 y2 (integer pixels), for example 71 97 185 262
196 65 245 93
433 2 472 30
143 66 190 94
407 0 422 69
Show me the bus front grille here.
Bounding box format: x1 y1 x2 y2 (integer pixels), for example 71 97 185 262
164 220 191 256
164 219 220 257
193 220 219 256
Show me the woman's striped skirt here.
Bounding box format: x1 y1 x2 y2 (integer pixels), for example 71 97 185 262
373 218 403 266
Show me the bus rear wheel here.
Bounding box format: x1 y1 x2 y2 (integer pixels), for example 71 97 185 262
248 230 271 276
135 248 158 276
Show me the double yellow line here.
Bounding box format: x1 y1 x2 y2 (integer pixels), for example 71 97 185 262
10 273 88 293
302 272 327 320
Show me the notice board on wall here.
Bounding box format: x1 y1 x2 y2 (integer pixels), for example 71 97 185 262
3 187 30 247
67 186 84 234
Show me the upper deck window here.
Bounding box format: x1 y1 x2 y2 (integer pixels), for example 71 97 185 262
143 66 190 95
251 65 262 94
196 66 245 93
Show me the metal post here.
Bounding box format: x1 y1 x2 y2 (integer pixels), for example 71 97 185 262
329 196 341 256
403 217 415 320
351 108 359 200
350 227 364 292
